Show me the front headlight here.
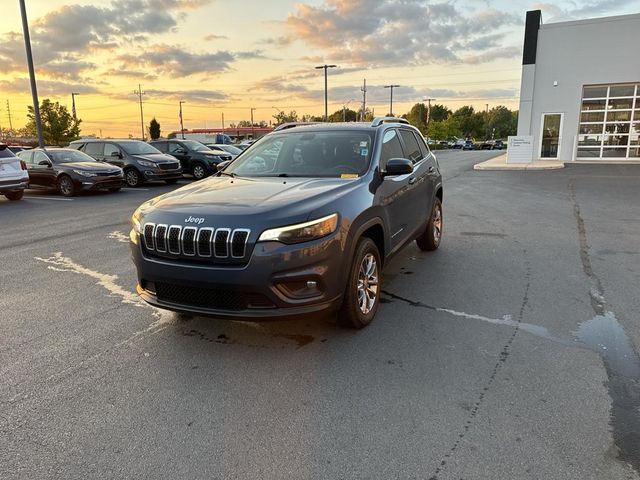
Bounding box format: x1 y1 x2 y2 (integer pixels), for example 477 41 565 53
137 160 155 167
258 213 338 244
131 206 143 234
73 169 97 177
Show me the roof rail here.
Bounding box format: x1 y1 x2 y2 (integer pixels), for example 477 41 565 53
273 122 322 132
371 116 410 127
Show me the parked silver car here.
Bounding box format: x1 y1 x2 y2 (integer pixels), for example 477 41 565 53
0 143 29 201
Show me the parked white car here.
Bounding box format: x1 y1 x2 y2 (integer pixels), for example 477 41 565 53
0 143 29 201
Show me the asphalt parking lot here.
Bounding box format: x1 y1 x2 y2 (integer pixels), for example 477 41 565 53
1 149 639 480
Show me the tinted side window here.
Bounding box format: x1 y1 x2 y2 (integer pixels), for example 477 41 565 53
104 143 120 157
416 133 430 159
399 130 423 163
168 142 184 154
0 148 16 158
17 150 33 163
379 129 404 170
153 142 167 153
84 142 104 156
33 151 50 164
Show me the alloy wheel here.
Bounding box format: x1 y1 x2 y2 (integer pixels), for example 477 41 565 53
357 253 379 314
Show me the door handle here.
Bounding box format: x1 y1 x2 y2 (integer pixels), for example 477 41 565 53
409 177 417 185
428 166 435 173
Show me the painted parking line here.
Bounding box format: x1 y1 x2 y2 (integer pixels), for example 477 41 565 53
26 196 74 201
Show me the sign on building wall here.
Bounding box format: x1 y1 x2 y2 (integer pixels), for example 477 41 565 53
507 136 534 164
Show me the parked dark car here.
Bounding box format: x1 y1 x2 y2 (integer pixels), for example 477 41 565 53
149 139 232 180
479 139 505 150
130 117 443 328
69 139 182 187
16 148 124 197
462 140 475 150
493 139 505 150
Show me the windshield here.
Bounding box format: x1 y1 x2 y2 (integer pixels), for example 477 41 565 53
224 130 373 178
182 140 211 152
120 141 162 155
48 150 98 163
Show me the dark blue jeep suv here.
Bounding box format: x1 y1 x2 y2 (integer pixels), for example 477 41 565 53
130 118 443 328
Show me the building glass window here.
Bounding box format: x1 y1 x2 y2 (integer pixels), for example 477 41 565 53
577 83 640 160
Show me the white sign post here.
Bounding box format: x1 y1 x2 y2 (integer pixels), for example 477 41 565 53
507 136 534 164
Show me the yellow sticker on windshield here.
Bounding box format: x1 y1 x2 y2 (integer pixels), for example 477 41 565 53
341 173 359 179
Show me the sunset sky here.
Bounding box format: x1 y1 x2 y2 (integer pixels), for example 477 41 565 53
1 0 639 137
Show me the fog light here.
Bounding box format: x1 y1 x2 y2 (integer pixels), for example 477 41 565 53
276 279 322 299
306 281 318 289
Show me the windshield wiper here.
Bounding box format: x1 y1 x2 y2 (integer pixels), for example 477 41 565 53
218 170 235 177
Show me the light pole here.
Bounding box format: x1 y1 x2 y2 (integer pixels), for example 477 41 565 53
179 100 185 139
315 64 337 122
19 0 44 148
384 85 400 116
342 99 354 122
133 84 145 140
71 92 80 121
250 107 256 138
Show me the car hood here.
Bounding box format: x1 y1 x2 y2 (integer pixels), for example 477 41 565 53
132 153 177 163
140 175 361 227
62 162 122 172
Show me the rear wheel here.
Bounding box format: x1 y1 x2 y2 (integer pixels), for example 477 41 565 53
337 237 381 329
4 190 24 201
124 168 143 187
416 197 442 251
57 175 76 197
191 162 206 180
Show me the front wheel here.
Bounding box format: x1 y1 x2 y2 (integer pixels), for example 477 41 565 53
4 190 24 201
57 175 76 197
337 237 381 329
124 168 143 187
191 163 207 180
416 197 443 251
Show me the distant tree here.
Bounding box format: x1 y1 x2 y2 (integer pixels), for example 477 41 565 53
427 117 461 140
237 120 252 127
486 106 518 139
301 114 324 122
167 131 176 139
429 104 452 122
25 99 81 146
328 108 358 122
273 110 300 126
148 118 161 140
451 106 485 138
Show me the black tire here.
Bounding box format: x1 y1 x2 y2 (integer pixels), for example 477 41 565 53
165 179 179 185
416 197 443 251
57 175 76 197
337 237 381 329
191 162 207 180
124 168 143 187
108 187 121 193
4 190 24 201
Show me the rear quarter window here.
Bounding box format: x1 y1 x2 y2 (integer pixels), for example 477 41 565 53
0 148 17 158
84 142 104 156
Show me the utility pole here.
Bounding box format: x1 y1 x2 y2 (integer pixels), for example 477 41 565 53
360 79 367 121
315 64 337 121
221 112 225 132
133 83 145 140
71 93 80 121
250 107 256 138
384 85 400 116
6 100 13 131
422 97 436 125
19 0 44 147
179 100 185 139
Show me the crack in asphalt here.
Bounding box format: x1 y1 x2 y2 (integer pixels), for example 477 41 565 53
568 179 640 473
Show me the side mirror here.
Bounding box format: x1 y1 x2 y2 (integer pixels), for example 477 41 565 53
110 151 122 158
38 160 52 167
216 160 231 171
384 158 413 176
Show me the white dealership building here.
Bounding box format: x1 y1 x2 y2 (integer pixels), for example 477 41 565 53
516 10 640 163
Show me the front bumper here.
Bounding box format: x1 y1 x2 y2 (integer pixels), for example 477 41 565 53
131 231 346 319
142 169 183 181
78 176 124 191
